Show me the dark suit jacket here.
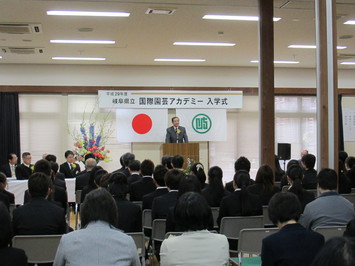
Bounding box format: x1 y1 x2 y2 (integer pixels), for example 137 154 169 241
0 163 18 177
261 223 324 266
15 163 33 180
142 187 168 210
165 126 188 143
225 181 234 193
288 187 315 212
302 169 317 189
129 176 156 201
75 171 91 191
0 247 28 266
24 187 68 211
55 172 66 181
201 186 230 207
247 183 280 206
114 197 142 233
152 191 179 220
59 162 80 178
12 197 66 235
128 173 142 186
55 177 67 191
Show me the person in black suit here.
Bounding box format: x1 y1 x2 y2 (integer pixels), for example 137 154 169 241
15 152 34 180
113 152 135 178
13 172 67 235
129 159 156 201
109 172 142 232
165 116 188 143
0 202 28 266
301 154 318 189
0 153 18 177
0 172 15 207
127 160 142 186
261 192 324 266
59 150 80 178
142 165 168 210
75 158 97 191
202 166 230 207
225 156 252 193
50 162 67 191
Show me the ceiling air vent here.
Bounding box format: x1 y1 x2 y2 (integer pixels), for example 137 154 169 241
145 8 176 15
1 47 44 54
0 24 42 34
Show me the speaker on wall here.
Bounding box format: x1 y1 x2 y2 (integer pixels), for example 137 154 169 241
278 143 291 160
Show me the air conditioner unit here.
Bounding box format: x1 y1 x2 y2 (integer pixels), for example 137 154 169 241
1 47 44 54
0 23 42 34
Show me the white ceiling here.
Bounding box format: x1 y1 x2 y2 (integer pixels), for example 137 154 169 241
0 0 355 69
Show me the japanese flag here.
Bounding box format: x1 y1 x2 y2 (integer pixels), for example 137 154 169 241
116 109 168 142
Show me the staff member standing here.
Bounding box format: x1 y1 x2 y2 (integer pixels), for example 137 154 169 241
165 117 188 143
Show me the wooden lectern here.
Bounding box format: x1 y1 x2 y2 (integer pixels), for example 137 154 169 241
161 143 199 169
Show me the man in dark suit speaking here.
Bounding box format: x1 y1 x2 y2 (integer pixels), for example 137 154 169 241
165 116 188 143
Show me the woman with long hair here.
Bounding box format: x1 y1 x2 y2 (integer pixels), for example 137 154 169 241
201 166 229 207
189 162 207 189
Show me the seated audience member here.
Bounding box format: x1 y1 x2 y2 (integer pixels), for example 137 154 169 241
338 151 351 194
53 188 140 266
75 158 97 191
50 162 67 191
345 156 355 188
202 166 230 207
286 164 315 211
0 172 15 208
262 192 324 266
98 173 111 189
300 168 355 230
247 164 280 206
301 154 317 189
0 153 18 178
280 159 300 188
225 156 251 193
275 155 285 182
13 172 66 235
0 202 28 266
161 155 173 169
217 170 261 227
190 162 208 189
59 150 80 178
81 166 106 203
108 172 142 232
142 165 168 210
129 159 156 201
15 152 34 180
344 218 355 238
45 154 57 163
113 152 135 178
171 155 184 170
310 237 355 266
160 192 229 265
127 160 141 186
152 169 184 220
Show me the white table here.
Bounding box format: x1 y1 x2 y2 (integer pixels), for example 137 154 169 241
7 178 76 205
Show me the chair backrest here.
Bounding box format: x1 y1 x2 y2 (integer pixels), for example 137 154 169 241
142 209 152 230
12 235 62 264
314 226 347 242
9 203 16 219
306 189 318 197
152 219 166 242
262 205 275 227
281 185 289 192
341 194 355 205
220 216 264 240
238 228 278 254
127 232 145 257
132 201 142 209
75 190 82 204
352 188 355 194
211 207 219 229
165 231 184 238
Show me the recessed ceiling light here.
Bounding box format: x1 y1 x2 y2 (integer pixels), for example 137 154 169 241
251 60 299 64
288 44 347 49
203 15 281 22
0 56 2 59
154 58 206 62
47 10 130 17
173 42 236 46
340 62 355 65
344 20 355 25
50 40 115 44
52 57 106 61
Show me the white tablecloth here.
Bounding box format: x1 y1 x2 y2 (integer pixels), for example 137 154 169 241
7 178 76 205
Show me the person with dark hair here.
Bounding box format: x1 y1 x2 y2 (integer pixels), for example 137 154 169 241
114 152 135 178
344 218 355 238
59 150 80 178
202 166 230 207
310 237 355 266
75 158 97 191
274 155 285 182
129 159 156 201
338 151 352 194
53 188 140 266
45 154 57 163
165 116 188 143
280 159 300 188
0 172 15 209
225 156 252 193
15 152 33 180
247 164 280 206
0 202 28 266
80 166 106 203
0 153 18 177
217 170 261 226
190 162 208 189
300 168 355 230
286 164 314 211
13 172 66 235
345 156 355 188
301 154 317 189
160 192 228 265
142 165 168 210
161 155 173 169
261 192 324 266
108 172 142 232
171 155 184 169
51 161 67 191
127 159 141 186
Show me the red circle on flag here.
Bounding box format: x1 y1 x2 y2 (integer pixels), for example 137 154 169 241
132 114 152 134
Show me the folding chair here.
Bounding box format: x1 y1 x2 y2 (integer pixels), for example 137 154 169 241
12 235 62 264
341 193 355 205
314 226 347 242
262 206 276 228
127 232 145 265
132 201 142 209
75 190 82 229
142 209 152 237
306 189 318 197
219 216 263 253
211 207 220 229
151 219 166 251
351 188 355 194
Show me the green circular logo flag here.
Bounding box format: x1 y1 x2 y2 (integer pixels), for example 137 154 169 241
192 114 212 134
